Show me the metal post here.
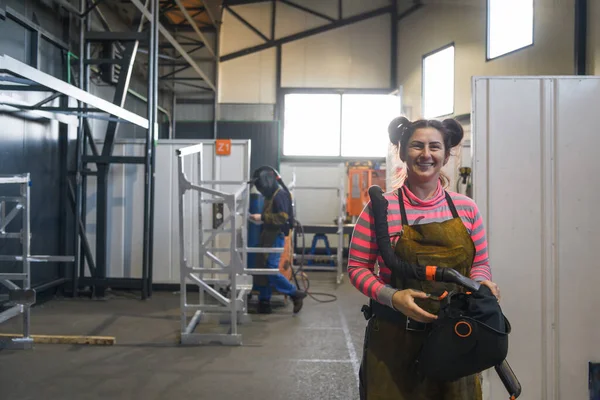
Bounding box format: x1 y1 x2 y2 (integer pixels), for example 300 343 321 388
142 0 158 300
22 176 31 339
80 7 92 290
337 176 344 285
177 154 187 334
390 0 398 90
229 195 237 336
148 0 159 298
275 45 282 123
29 31 40 69
198 147 205 306
95 165 108 297
213 26 220 139
171 94 177 139
574 0 587 75
72 0 86 297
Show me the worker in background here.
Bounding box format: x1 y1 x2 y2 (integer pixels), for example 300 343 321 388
249 167 307 314
348 116 500 399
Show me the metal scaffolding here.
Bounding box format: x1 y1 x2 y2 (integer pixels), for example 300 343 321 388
0 174 74 350
176 142 279 345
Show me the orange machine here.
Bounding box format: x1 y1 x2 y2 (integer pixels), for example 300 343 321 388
346 162 386 222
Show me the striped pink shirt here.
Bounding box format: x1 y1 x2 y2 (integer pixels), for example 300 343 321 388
348 182 492 307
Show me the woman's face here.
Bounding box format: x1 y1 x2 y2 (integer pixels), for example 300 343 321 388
403 127 448 184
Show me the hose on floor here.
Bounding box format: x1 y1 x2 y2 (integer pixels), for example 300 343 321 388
291 220 337 303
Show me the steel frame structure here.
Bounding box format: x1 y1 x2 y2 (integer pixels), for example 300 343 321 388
0 0 222 300
0 174 74 350
287 169 346 285
175 142 280 346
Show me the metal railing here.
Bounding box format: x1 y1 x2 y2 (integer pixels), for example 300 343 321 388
175 143 280 346
288 169 347 285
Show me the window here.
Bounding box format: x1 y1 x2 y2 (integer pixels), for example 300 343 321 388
283 94 341 157
341 94 399 158
282 93 400 158
422 45 455 119
487 0 534 60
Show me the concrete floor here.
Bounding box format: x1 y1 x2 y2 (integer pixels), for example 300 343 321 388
0 272 368 400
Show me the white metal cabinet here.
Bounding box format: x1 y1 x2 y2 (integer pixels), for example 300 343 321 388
472 76 600 400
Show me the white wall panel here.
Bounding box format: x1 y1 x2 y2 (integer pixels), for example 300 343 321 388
85 139 251 284
472 76 600 400
274 1 329 38
342 0 389 18
218 48 277 104
281 14 390 88
554 78 600 400
220 5 269 55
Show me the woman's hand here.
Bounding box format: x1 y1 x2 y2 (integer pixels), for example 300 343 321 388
391 289 438 323
480 280 500 300
249 213 262 222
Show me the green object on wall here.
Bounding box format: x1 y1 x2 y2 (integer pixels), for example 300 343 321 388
67 51 79 84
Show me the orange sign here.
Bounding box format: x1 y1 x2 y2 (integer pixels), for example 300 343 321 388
215 139 231 156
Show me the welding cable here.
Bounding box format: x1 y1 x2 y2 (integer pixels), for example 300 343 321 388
291 220 337 303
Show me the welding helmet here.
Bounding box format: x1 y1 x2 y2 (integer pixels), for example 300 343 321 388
251 166 280 198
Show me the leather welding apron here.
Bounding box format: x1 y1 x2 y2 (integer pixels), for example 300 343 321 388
254 189 293 286
359 188 482 400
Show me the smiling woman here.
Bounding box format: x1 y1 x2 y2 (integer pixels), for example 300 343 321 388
389 116 464 192
348 116 498 400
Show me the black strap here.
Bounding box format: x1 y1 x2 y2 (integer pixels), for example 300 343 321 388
397 188 409 226
445 191 460 219
398 186 460 225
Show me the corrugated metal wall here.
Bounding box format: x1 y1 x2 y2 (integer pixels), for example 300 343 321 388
85 140 250 284
0 1 77 290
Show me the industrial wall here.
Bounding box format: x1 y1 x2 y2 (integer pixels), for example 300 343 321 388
218 0 393 104
0 0 76 291
397 0 576 120
0 0 169 293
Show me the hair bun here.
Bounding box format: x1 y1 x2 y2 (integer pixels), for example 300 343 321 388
388 116 411 145
442 118 464 148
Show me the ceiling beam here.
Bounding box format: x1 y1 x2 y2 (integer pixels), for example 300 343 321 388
173 0 216 57
202 0 223 28
220 5 393 62
397 2 423 21
223 0 268 5
130 0 216 91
